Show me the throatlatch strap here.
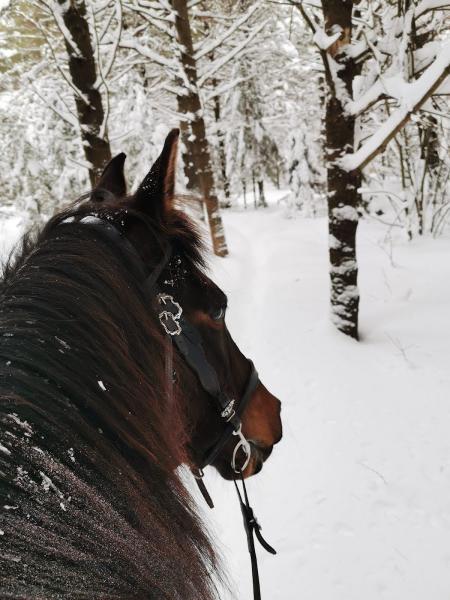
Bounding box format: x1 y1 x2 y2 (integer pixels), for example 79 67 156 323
233 471 276 600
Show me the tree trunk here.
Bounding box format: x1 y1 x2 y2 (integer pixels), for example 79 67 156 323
59 0 111 185
257 180 267 207
213 87 231 208
171 0 228 257
322 0 361 340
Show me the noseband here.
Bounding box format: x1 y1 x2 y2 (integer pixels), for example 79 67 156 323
76 215 258 474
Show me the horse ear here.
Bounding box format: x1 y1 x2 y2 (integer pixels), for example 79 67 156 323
91 153 127 202
134 129 179 217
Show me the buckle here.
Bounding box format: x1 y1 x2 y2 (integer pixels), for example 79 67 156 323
158 294 182 336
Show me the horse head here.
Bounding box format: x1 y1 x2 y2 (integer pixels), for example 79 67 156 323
91 129 282 481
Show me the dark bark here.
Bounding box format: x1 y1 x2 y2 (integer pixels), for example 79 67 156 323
257 180 267 208
212 86 231 207
323 0 361 339
171 0 228 257
59 0 111 185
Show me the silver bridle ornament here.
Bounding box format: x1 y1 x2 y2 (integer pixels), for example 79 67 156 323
231 424 251 473
158 293 183 336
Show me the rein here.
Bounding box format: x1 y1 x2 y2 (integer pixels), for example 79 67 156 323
73 214 276 600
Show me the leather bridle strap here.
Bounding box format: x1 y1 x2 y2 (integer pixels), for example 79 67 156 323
196 359 259 469
171 314 260 468
234 470 277 600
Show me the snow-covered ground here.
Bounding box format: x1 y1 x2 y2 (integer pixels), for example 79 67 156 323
2 195 450 599
202 198 450 600
0 214 22 261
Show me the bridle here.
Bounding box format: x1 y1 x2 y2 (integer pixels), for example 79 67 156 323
70 213 276 600
158 292 259 475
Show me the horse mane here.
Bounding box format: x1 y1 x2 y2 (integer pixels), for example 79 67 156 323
0 200 222 599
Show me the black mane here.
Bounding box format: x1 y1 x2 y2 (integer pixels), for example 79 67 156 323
0 202 220 599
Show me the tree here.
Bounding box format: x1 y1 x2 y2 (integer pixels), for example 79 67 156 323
294 0 361 338
119 0 277 249
294 0 450 339
54 0 112 184
23 0 118 185
117 0 234 256
170 0 228 256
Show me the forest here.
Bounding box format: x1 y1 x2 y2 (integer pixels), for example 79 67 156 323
1 0 448 339
1 1 450 599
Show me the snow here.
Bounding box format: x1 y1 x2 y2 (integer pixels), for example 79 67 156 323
194 3 259 61
49 0 82 59
193 196 450 600
332 206 358 221
0 215 22 261
2 193 450 599
341 40 450 171
313 29 341 52
415 0 450 16
197 18 269 87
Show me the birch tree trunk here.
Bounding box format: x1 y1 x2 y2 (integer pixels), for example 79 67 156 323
322 0 361 340
171 0 228 257
58 0 111 185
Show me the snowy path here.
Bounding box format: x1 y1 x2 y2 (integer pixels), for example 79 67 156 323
199 206 450 600
2 206 450 599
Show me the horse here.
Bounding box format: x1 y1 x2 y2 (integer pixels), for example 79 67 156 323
0 129 282 599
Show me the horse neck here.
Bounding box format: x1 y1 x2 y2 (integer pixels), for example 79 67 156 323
0 223 220 599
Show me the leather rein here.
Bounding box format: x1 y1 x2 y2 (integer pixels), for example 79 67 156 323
73 214 276 600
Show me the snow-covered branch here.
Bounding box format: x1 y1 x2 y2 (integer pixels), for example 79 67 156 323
45 0 81 57
415 0 450 17
203 75 255 103
194 3 260 61
29 83 79 129
117 37 176 70
198 18 269 87
101 0 122 80
341 41 450 172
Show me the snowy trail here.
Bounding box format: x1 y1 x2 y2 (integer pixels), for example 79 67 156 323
199 205 450 600
2 205 450 599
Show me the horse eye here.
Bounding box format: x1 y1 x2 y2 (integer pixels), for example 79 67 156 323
210 307 225 321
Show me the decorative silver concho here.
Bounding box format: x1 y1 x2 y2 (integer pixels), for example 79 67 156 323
158 293 183 336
